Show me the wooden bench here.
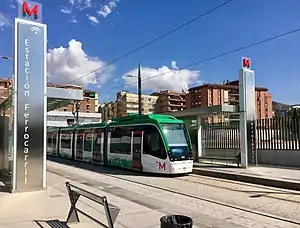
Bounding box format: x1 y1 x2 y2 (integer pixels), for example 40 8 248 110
65 182 120 227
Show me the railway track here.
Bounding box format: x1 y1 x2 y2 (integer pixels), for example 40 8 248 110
47 162 300 227
177 174 300 204
95 173 300 226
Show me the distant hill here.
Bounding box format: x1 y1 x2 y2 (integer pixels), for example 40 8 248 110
272 101 300 111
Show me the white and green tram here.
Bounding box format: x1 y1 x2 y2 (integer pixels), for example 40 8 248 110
47 114 194 174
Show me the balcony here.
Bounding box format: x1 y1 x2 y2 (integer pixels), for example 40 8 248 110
169 103 181 107
168 96 181 101
126 104 139 109
229 100 239 105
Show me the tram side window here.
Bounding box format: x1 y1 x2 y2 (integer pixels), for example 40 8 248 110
76 131 84 150
93 130 103 151
53 133 57 147
47 133 52 146
84 133 93 151
61 132 72 149
110 127 131 154
143 126 167 159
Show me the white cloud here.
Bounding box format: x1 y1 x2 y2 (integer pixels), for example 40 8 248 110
97 0 118 18
122 62 200 92
9 1 16 8
60 0 119 23
86 14 99 24
47 39 114 87
60 6 72 14
171 61 178 70
68 16 78 23
9 0 21 8
70 0 92 10
60 0 92 17
0 13 11 30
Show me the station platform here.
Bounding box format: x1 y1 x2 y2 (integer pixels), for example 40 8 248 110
193 162 300 191
1 159 300 228
0 161 222 228
0 169 164 228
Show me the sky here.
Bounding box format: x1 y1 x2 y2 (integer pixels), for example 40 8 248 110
0 0 299 104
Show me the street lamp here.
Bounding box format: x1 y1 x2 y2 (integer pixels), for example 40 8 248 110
72 100 81 124
126 64 142 115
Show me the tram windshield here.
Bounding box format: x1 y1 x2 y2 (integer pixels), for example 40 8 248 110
161 123 191 158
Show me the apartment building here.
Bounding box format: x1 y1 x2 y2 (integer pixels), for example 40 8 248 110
0 80 101 127
187 80 272 120
56 89 99 113
99 101 118 122
0 78 13 129
47 83 82 90
151 90 186 114
116 91 158 116
100 91 158 121
0 78 12 104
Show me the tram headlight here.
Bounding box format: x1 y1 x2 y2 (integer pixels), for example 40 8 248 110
168 151 174 161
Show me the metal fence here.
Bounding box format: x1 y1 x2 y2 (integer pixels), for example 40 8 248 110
202 121 240 149
202 117 300 151
256 117 300 150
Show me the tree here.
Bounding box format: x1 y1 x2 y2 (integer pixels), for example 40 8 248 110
287 106 300 118
285 107 300 138
274 109 282 119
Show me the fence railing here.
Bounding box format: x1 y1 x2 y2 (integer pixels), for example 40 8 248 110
256 117 300 150
201 117 300 151
202 121 240 149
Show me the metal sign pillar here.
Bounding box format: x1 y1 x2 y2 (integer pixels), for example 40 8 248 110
196 114 202 160
239 57 257 168
12 0 47 192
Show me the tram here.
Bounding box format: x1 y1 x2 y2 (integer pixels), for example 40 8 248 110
47 114 194 174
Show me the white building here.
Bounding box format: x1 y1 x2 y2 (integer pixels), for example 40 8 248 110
47 111 101 127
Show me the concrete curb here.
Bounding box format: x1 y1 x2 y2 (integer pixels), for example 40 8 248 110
192 168 300 191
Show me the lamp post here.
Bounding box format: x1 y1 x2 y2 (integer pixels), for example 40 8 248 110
72 100 81 125
126 64 142 115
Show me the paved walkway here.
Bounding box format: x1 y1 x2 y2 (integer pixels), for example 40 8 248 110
0 162 225 228
1 159 300 227
0 171 166 228
193 162 300 191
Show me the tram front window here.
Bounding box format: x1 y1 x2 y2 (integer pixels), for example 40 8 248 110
161 123 191 159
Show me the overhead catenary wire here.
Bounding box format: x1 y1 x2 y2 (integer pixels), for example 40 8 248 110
112 27 300 91
65 0 235 85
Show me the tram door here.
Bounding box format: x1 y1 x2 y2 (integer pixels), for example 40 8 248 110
132 131 142 170
93 129 104 165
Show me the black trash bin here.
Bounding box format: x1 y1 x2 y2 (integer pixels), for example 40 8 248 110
160 215 193 228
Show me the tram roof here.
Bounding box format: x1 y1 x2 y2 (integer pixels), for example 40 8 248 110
50 114 183 131
58 125 77 131
75 122 107 130
108 114 183 126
